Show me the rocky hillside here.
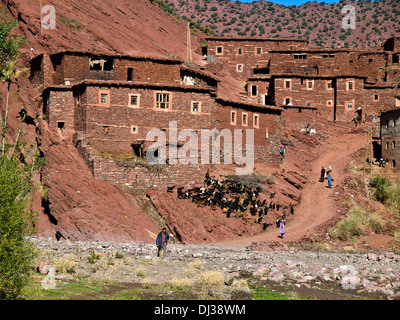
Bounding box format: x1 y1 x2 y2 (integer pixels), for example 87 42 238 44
162 0 400 48
1 0 215 242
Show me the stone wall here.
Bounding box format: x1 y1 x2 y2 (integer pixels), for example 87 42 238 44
92 157 210 194
215 101 282 167
79 83 216 156
205 38 308 79
381 108 400 167
45 88 75 129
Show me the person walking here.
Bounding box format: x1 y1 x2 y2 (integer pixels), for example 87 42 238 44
156 227 170 259
278 215 286 239
279 146 286 163
327 173 333 189
320 166 326 182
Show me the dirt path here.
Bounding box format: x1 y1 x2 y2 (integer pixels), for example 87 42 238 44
215 130 366 248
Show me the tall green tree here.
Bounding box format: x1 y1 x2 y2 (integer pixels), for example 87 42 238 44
0 5 37 300
0 5 28 156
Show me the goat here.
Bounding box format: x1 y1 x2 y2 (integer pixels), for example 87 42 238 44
167 186 175 193
177 187 184 199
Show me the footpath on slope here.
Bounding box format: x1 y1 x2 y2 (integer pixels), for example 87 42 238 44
214 126 367 248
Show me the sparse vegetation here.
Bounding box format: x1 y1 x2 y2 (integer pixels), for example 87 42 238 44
58 14 83 31
224 173 275 190
328 202 386 241
157 0 400 48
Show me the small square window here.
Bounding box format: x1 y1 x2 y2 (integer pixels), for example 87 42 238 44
238 48 242 55
251 85 257 96
326 81 333 90
242 113 248 126
253 114 259 128
285 80 291 89
230 111 237 125
347 81 354 91
373 94 379 101
191 101 201 113
129 94 140 107
236 64 243 72
100 93 108 104
347 102 353 111
256 47 262 55
393 141 396 149
131 126 138 135
327 100 333 107
285 98 291 105
216 46 223 55
57 121 65 129
307 80 313 90
155 92 171 109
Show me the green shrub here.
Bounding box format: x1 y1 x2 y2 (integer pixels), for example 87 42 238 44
328 203 385 241
369 175 391 203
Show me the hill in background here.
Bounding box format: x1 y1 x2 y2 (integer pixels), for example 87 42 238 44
160 0 400 48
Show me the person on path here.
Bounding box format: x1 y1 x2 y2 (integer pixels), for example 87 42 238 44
326 165 332 175
278 215 286 239
156 228 170 259
320 166 326 182
279 146 286 163
306 123 311 135
327 173 333 189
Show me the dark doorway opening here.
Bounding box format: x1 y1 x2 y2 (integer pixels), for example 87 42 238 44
132 143 143 159
127 67 133 81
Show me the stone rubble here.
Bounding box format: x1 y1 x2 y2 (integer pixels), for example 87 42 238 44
30 236 400 299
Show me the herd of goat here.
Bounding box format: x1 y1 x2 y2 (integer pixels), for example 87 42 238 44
167 172 294 229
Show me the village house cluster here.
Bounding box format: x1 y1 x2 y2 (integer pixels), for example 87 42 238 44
29 35 400 193
30 50 283 193
205 36 400 122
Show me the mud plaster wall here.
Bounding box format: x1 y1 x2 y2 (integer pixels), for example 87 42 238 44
206 39 308 79
215 103 281 167
45 54 182 85
46 89 75 129
381 109 400 166
79 85 216 156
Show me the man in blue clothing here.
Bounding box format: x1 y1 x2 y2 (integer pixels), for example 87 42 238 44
279 146 286 163
156 228 170 259
327 173 333 188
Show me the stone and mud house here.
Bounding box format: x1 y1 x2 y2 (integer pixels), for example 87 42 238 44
30 51 283 193
380 108 400 168
204 36 400 122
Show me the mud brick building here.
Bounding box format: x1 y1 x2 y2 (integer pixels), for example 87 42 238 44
205 36 400 122
380 108 400 168
204 36 309 79
32 51 283 194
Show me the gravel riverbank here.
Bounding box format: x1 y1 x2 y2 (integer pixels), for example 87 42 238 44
30 236 400 300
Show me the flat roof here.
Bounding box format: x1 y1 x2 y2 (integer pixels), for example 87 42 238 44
204 36 308 42
215 97 283 112
35 50 183 64
43 80 216 94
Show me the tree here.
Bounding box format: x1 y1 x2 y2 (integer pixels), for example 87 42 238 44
0 5 38 300
0 6 28 156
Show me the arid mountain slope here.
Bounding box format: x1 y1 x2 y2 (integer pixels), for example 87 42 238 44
164 0 400 49
1 0 224 242
5 0 208 62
